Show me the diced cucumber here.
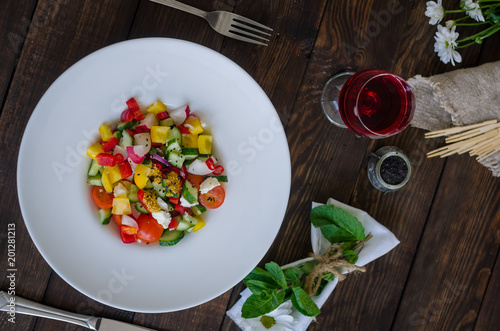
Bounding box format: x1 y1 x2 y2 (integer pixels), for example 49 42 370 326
166 139 182 153
99 208 112 225
114 130 122 140
119 129 134 148
160 118 174 127
182 213 198 225
168 151 185 169
176 219 194 231
167 126 182 145
162 178 179 198
88 159 103 176
182 180 198 204
157 198 174 211
153 182 167 199
159 230 184 246
182 148 199 160
117 120 137 131
128 184 139 202
144 180 154 189
87 175 103 186
135 202 149 214
205 175 228 182
191 204 207 216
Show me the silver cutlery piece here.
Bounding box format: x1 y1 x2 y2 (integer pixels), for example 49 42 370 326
149 0 272 46
0 291 155 331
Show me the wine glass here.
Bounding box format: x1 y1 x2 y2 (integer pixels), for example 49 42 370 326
321 69 415 139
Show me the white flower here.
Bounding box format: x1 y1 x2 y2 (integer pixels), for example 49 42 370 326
425 0 444 25
462 0 485 22
243 301 298 331
434 25 462 65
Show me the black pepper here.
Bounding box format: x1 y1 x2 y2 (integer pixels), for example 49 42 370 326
380 156 408 185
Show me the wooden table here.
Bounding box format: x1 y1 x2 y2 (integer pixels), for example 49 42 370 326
1 0 499 330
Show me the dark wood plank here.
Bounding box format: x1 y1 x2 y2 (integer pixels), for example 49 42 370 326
0 0 140 330
391 156 500 330
0 0 37 114
474 250 500 330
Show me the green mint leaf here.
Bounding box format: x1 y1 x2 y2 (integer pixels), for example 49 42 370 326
244 267 278 288
311 205 365 241
320 224 357 243
245 279 278 294
290 287 321 317
342 249 359 264
283 268 300 282
241 290 283 319
265 262 288 289
299 260 319 275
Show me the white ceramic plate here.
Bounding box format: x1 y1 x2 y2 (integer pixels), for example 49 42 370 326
17 38 290 313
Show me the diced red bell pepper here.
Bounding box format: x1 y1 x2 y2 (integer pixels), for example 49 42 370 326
134 126 150 134
136 189 150 212
120 225 137 244
174 203 187 214
156 111 169 120
168 217 178 230
169 197 179 205
126 98 144 120
121 108 134 122
115 153 124 163
101 137 119 152
117 161 132 179
96 153 117 167
177 125 190 134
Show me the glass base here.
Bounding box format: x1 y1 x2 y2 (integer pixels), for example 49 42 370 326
320 72 354 128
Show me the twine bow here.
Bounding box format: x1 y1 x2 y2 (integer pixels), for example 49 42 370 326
304 243 366 297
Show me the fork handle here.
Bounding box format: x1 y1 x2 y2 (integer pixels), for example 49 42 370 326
0 291 99 330
149 0 206 18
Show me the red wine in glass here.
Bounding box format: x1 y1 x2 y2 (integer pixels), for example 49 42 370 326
321 69 415 139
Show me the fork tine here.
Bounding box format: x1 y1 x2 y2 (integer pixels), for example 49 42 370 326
226 32 268 46
229 26 270 42
232 15 273 31
231 21 272 37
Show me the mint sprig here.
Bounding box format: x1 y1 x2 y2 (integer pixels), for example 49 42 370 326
240 204 370 320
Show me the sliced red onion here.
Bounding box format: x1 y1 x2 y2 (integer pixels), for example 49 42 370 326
152 153 171 167
121 215 138 229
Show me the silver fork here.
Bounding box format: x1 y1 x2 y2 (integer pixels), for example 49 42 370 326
149 0 272 46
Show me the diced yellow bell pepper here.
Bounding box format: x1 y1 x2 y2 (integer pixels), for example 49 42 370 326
134 164 151 189
146 100 167 115
198 135 212 154
112 196 132 215
101 169 113 193
184 116 204 135
86 143 104 160
193 217 206 232
106 165 122 184
151 126 170 144
182 133 199 148
99 124 114 142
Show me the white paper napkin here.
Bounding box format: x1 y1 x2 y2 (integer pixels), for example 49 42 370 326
226 198 400 331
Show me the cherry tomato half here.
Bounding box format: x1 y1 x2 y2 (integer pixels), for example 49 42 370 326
112 214 122 226
91 185 114 209
136 214 164 243
200 185 225 209
186 173 204 189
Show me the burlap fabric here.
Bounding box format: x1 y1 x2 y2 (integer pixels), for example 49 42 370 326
408 61 500 177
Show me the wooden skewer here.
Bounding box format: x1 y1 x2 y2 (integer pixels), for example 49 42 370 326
426 133 491 157
477 145 500 162
468 136 500 156
470 136 500 156
424 119 497 138
453 129 499 154
445 124 500 143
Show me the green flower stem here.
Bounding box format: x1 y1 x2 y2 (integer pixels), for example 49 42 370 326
455 22 491 26
444 9 468 14
457 23 500 42
457 41 478 48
